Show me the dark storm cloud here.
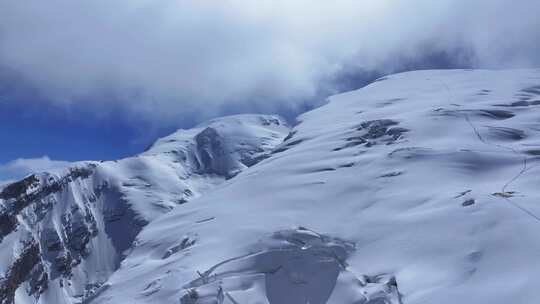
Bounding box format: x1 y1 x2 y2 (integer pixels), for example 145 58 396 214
0 0 539 124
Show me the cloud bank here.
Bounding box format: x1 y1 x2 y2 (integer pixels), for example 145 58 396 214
0 156 71 183
1 0 539 124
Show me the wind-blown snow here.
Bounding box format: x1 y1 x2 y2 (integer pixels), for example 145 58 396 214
94 69 540 304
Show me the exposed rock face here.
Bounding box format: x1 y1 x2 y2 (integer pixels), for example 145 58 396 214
0 114 289 304
0 167 94 243
0 166 99 303
194 127 232 177
0 175 40 200
0 241 41 304
333 119 409 151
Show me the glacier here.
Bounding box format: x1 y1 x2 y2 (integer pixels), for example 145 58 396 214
3 69 540 303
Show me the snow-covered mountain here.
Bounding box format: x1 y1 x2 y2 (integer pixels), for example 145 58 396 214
3 69 540 304
95 69 540 304
0 114 289 304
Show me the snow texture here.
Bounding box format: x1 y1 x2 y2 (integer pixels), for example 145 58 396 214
4 69 540 304
95 69 540 304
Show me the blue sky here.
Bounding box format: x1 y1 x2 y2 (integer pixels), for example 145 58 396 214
0 72 317 181
1 0 540 182
0 101 145 162
0 100 147 181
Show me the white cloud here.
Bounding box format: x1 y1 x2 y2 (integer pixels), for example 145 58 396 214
0 156 72 183
0 0 539 123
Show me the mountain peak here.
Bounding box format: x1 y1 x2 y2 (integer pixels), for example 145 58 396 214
96 69 540 304
0 113 289 304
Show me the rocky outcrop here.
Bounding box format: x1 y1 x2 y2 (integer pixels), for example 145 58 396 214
0 166 95 242
0 241 43 304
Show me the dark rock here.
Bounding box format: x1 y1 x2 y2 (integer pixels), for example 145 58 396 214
379 171 403 178
28 262 48 297
0 165 96 243
43 230 62 252
0 241 41 304
162 237 196 259
335 119 408 151
0 175 39 200
462 199 475 207
54 253 73 277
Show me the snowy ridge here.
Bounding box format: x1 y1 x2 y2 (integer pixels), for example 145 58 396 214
95 69 540 304
0 114 289 304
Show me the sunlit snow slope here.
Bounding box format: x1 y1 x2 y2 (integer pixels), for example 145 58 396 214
95 69 540 304
0 114 288 304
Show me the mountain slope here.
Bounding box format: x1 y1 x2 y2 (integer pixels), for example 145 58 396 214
94 69 540 304
0 114 289 304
